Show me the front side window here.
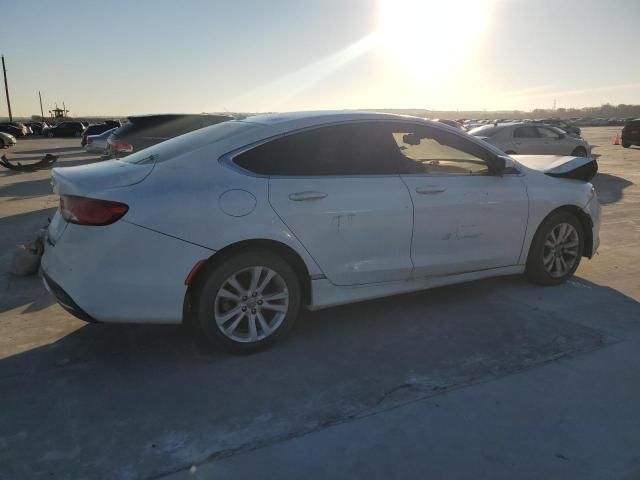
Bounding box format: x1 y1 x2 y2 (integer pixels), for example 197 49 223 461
537 127 560 138
389 123 491 175
514 126 540 138
233 123 399 176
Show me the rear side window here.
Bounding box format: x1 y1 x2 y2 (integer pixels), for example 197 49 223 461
514 126 539 138
233 123 400 176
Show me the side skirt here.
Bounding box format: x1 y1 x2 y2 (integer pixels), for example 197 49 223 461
307 265 525 310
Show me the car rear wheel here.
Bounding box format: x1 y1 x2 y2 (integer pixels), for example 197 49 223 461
525 211 584 286
622 141 630 148
571 147 588 157
191 250 301 354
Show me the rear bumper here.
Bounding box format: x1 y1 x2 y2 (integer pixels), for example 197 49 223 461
40 269 99 323
41 219 214 324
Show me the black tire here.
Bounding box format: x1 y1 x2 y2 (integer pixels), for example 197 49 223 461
525 211 584 286
191 250 301 354
571 147 588 157
622 141 630 148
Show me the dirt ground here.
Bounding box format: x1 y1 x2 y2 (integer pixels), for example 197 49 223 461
1 127 639 480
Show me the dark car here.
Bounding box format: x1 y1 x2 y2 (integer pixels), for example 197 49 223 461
26 122 49 135
81 121 122 146
46 121 86 138
0 123 25 137
536 119 581 137
106 113 232 157
621 119 640 148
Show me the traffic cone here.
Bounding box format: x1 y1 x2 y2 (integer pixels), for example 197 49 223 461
614 133 621 145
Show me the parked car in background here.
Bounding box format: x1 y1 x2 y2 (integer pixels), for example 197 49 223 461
621 118 640 148
106 113 232 157
470 122 591 156
433 119 463 129
536 119 581 137
84 128 116 154
46 121 86 138
26 122 49 135
81 121 122 146
42 111 600 353
0 131 17 148
0 123 25 137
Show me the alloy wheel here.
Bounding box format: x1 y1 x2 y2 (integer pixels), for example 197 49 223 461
214 266 289 343
542 222 580 278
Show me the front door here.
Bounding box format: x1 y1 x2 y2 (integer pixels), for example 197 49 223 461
388 122 529 277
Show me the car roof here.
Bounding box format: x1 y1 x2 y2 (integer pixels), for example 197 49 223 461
240 110 439 133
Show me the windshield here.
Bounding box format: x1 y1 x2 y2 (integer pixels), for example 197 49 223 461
120 121 258 164
468 125 502 137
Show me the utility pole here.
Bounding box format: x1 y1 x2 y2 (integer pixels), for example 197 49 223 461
2 55 13 121
39 91 44 119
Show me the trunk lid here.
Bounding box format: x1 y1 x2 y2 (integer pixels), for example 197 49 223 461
51 159 155 196
512 155 597 181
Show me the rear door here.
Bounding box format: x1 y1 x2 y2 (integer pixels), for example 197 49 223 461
235 123 414 286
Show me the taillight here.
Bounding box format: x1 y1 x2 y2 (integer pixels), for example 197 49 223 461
110 139 133 153
60 195 129 226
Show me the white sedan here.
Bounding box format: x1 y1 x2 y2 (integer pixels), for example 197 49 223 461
41 112 600 353
470 122 591 156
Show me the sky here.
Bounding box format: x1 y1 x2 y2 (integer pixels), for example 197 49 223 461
2 0 639 117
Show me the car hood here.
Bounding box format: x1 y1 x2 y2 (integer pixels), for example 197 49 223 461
512 155 597 181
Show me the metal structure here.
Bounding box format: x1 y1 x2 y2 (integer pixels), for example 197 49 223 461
2 55 12 121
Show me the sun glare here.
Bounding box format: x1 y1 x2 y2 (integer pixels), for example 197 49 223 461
377 0 493 79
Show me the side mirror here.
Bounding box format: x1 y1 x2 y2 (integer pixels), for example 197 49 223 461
492 155 516 174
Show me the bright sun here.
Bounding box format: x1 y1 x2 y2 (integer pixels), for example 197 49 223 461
377 0 493 79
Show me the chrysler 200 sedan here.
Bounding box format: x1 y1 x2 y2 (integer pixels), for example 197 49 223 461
41 111 600 353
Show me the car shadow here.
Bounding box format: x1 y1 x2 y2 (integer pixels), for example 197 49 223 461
14 146 83 155
592 172 633 205
0 207 56 252
1 273 638 479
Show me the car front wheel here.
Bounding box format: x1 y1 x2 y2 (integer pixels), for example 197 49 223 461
525 211 584 286
191 250 301 354
571 146 588 157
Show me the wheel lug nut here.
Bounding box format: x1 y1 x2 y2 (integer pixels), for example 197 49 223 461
242 296 247 301
251 308 256 314
252 292 258 297
241 306 247 312
257 300 263 305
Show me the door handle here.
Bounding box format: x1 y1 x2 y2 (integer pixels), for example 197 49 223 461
288 191 328 201
415 186 446 195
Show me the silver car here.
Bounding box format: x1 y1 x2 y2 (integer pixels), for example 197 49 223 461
470 123 590 156
84 128 116 154
0 131 17 148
